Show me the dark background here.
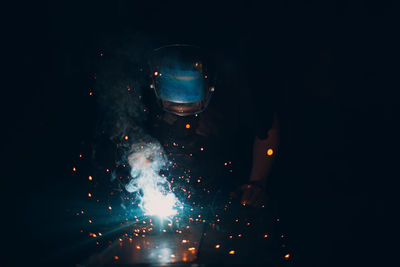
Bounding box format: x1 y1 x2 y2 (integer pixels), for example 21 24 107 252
4 0 398 266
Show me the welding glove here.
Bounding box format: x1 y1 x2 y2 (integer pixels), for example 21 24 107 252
231 181 267 207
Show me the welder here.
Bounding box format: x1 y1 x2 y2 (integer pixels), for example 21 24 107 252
146 44 280 207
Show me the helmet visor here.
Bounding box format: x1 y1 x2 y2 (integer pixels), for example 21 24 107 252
149 45 213 116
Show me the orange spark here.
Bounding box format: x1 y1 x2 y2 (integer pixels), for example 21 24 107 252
229 250 235 255
185 123 191 129
267 148 274 156
284 253 291 260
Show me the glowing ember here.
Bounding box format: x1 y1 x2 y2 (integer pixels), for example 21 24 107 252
284 253 291 259
185 123 191 129
215 244 220 248
229 250 236 255
267 148 274 156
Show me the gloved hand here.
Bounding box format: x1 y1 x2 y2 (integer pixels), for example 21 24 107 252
231 181 267 207
240 181 267 207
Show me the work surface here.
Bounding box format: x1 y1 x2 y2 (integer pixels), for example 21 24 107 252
80 200 291 266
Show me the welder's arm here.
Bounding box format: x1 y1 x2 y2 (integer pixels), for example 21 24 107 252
249 112 280 183
241 113 280 206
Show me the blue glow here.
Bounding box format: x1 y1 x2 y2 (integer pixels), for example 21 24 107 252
158 68 204 103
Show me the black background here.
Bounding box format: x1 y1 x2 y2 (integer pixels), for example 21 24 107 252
3 1 398 266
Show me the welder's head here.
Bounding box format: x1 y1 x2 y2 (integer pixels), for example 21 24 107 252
149 44 215 116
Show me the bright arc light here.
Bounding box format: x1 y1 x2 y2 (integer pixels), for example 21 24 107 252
125 142 181 219
141 186 178 218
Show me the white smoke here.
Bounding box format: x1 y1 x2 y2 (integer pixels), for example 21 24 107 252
125 141 181 218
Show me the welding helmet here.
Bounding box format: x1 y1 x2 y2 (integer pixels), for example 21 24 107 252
149 44 215 116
